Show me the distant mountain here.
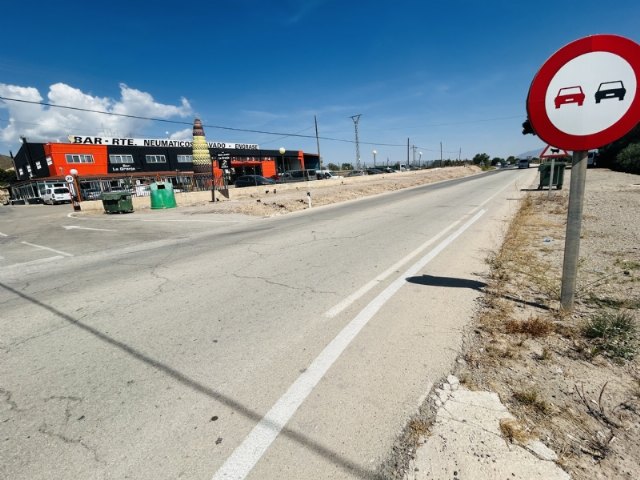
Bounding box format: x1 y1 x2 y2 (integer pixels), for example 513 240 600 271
0 154 15 170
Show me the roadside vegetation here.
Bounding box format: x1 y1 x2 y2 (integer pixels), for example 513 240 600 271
457 170 639 479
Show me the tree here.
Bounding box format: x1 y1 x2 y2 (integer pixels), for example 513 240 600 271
472 153 490 166
0 168 17 185
616 143 640 174
598 122 640 172
341 163 353 171
327 163 340 171
491 157 504 166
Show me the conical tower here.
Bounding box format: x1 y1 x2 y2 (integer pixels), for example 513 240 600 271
192 118 211 174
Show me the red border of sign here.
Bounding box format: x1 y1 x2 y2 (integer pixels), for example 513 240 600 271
527 35 640 151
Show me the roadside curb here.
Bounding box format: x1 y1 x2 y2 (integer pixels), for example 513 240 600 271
406 376 570 479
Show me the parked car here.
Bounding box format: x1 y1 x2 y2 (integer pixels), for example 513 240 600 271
42 187 72 205
595 80 626 103
518 159 530 169
346 170 365 177
234 175 276 188
366 168 385 175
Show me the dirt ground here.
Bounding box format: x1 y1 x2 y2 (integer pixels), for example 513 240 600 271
183 166 482 216
455 168 640 479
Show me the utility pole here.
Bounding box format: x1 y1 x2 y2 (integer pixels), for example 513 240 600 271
407 138 410 166
440 141 443 167
350 114 362 170
314 115 322 170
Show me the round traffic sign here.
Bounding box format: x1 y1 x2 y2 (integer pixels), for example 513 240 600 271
527 35 640 151
65 175 74 183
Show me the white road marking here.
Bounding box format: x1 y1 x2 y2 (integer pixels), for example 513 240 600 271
324 218 462 318
3 256 64 268
141 219 242 223
63 225 116 232
211 209 486 480
0 232 8 237
21 241 73 257
324 179 517 318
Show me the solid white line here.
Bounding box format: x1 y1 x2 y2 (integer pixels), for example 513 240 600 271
0 232 8 237
324 218 462 318
21 241 73 257
63 225 116 232
323 179 516 319
141 219 242 223
211 209 486 480
3 256 64 269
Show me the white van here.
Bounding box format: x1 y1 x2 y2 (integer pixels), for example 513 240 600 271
42 187 72 205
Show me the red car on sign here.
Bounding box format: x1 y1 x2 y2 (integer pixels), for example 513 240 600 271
554 86 585 108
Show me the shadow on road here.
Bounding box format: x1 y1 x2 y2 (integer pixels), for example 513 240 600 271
0 281 380 480
406 274 486 291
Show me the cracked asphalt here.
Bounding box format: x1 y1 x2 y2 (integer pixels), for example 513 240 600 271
0 168 537 479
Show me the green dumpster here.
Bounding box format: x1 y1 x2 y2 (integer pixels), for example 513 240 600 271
150 181 177 209
537 162 566 190
101 191 134 214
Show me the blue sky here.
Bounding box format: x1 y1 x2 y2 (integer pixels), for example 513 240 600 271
1 0 639 165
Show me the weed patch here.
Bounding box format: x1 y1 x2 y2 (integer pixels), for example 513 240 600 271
505 316 555 337
582 312 638 361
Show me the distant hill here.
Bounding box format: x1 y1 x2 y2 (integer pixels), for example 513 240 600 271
0 154 14 170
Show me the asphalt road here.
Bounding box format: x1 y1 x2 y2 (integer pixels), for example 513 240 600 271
1 168 538 480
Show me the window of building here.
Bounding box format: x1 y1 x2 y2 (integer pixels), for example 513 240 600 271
66 154 95 164
145 155 167 163
109 154 134 164
177 155 193 163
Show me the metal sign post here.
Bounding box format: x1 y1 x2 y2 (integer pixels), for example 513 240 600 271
560 150 588 309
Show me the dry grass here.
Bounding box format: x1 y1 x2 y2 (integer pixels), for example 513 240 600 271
505 316 556 337
457 178 640 479
499 418 531 444
513 389 553 414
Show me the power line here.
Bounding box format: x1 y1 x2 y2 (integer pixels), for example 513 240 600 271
0 95 407 148
0 95 486 155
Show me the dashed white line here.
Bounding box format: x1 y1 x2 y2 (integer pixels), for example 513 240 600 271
3 256 65 268
0 232 8 237
21 241 73 257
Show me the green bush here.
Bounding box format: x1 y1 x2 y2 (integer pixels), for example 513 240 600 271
582 312 638 360
616 142 640 174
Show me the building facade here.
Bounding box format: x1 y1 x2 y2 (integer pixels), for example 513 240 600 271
11 136 320 201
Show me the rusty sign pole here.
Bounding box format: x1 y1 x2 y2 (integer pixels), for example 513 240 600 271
560 150 588 310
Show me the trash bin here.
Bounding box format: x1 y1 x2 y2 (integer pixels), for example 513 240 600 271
538 162 566 190
149 181 177 209
101 192 134 214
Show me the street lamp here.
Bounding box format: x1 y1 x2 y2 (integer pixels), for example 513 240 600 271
419 152 422 167
372 149 377 167
279 147 286 174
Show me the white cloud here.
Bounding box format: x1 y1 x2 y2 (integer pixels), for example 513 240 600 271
169 128 192 140
0 82 192 146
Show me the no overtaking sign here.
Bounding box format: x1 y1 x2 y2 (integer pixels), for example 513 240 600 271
527 34 640 311
527 34 640 151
